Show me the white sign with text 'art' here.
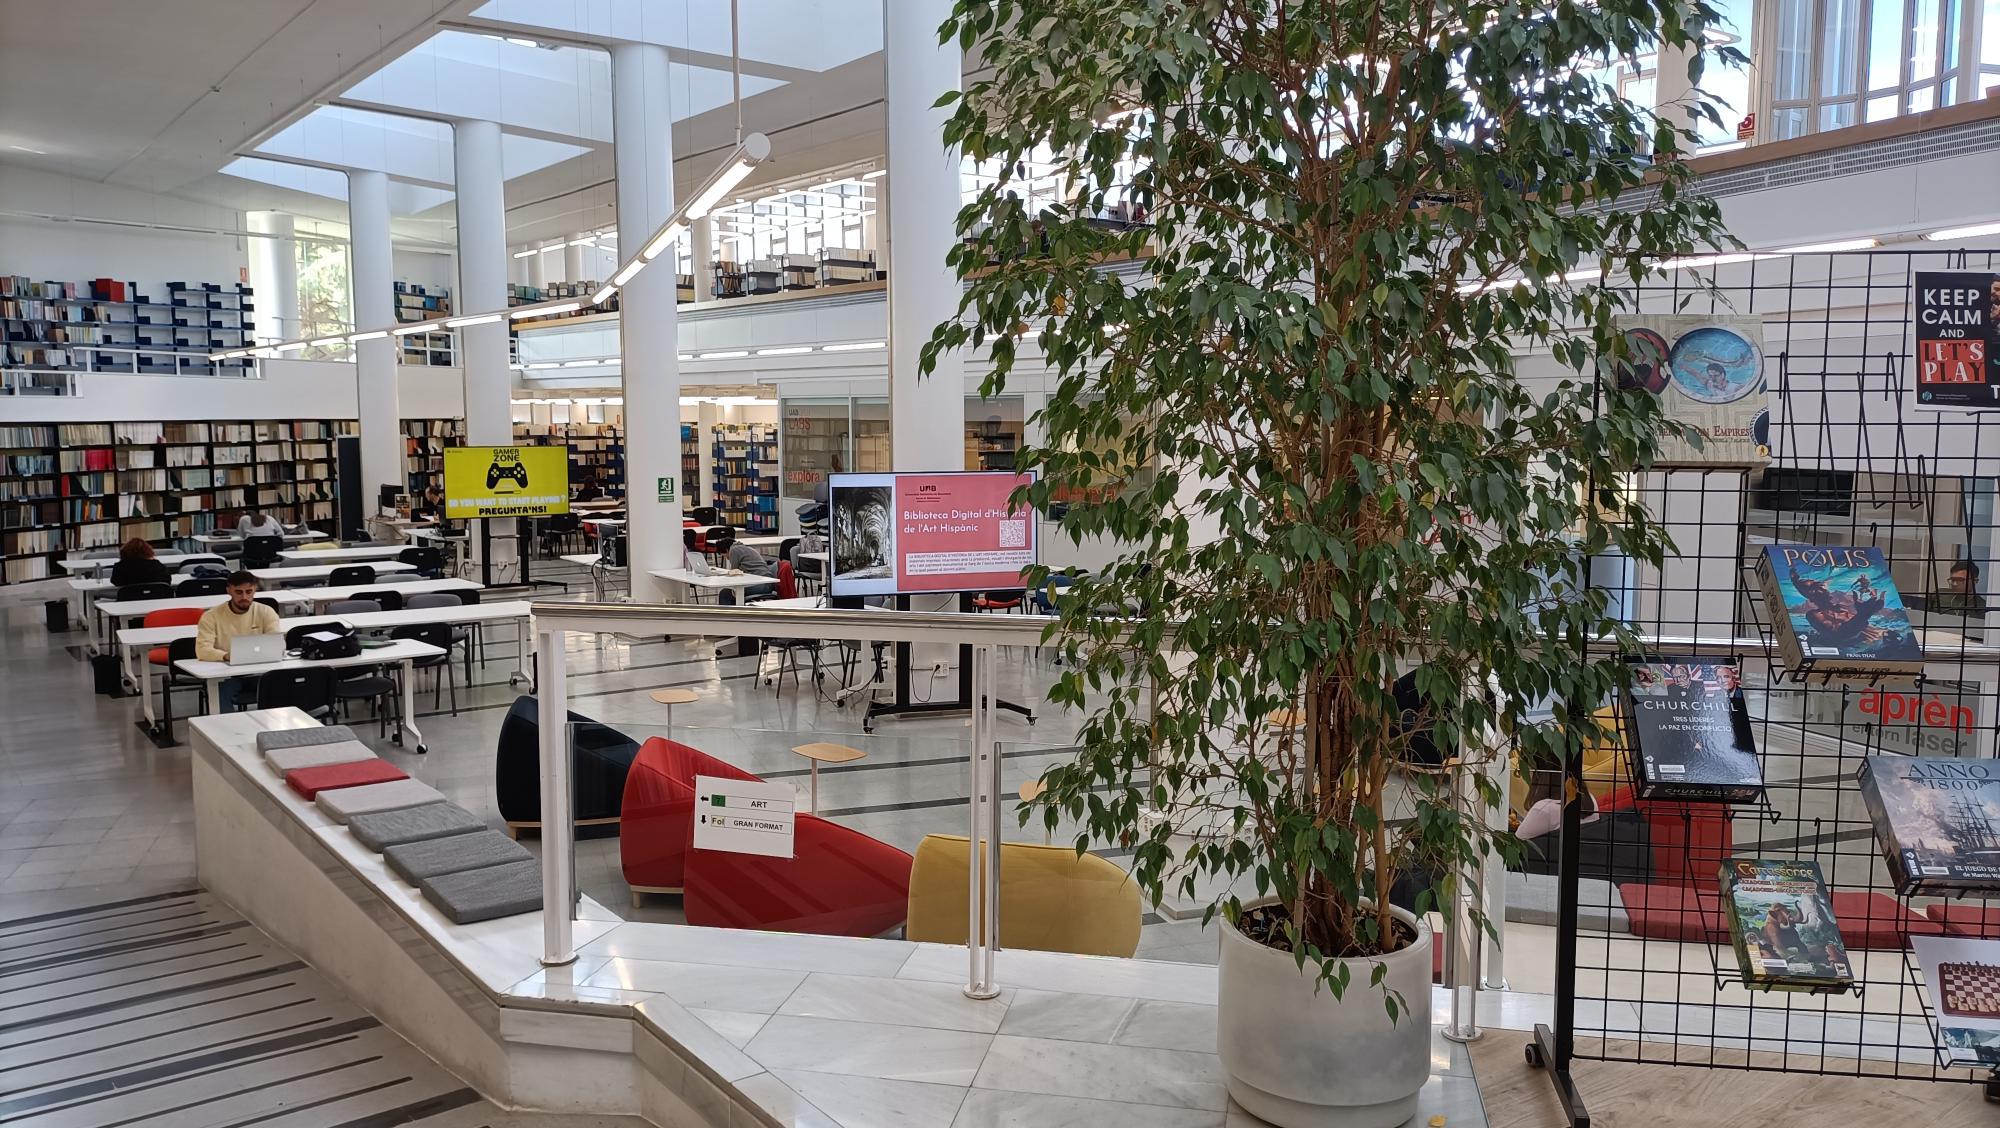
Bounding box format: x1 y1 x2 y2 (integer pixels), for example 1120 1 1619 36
691 775 796 858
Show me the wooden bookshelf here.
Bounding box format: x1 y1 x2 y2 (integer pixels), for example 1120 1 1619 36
0 417 355 585
402 418 463 498
511 419 626 497
1 275 255 377
393 282 454 366
710 423 779 532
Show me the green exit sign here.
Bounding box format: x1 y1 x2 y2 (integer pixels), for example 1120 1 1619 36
658 476 677 503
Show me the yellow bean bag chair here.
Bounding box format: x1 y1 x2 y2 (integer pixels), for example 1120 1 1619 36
906 834 1141 958
1509 706 1630 817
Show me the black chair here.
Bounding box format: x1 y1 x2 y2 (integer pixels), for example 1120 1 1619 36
175 577 227 596
254 595 283 613
327 565 375 587
333 662 399 739
392 623 457 715
690 505 720 526
493 695 639 836
538 514 583 557
347 589 403 613
243 535 284 569
778 537 801 565
253 665 338 722
158 636 208 736
115 582 172 602
398 546 445 578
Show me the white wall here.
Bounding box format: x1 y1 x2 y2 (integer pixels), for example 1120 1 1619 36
393 248 455 296
0 167 249 287
3 359 463 422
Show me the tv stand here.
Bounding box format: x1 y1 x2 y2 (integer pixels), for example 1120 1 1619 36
861 593 1036 733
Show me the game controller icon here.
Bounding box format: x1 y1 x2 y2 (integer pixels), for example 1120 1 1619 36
486 458 529 490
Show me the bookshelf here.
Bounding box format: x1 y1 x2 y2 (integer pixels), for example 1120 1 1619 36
402 418 463 498
0 417 355 585
393 282 455 366
680 423 702 506
511 418 626 497
510 281 616 322
710 423 779 532
1 275 255 377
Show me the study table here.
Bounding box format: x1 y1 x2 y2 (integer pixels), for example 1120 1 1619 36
118 600 533 741
248 560 419 584
560 553 625 601
405 526 469 575
176 639 445 752
92 589 315 656
60 551 227 575
192 530 320 548
645 567 776 601
276 544 412 563
292 577 482 610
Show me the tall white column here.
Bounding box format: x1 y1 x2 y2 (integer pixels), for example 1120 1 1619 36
246 211 297 344
691 217 714 303
612 41 683 602
348 171 402 504
453 119 512 448
563 242 584 285
526 247 545 291
884 0 965 471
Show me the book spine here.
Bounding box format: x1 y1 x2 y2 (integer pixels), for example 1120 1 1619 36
1754 551 1807 671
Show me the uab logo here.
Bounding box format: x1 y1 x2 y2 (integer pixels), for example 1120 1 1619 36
1860 687 1973 734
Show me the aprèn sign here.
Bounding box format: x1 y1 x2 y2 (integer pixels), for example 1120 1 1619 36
1914 271 2000 410
1851 684 1978 758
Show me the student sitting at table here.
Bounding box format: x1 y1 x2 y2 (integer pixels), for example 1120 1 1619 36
574 475 604 503
109 538 172 589
237 508 285 538
195 571 283 712
413 484 445 520
721 538 778 605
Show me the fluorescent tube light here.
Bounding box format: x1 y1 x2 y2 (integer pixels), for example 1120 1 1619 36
863 169 886 179
274 340 307 352
511 248 538 259
685 134 773 219
591 284 618 305
567 236 596 247
1926 221 2000 241
347 330 388 342
445 313 503 328
1772 238 1879 254
504 36 539 48
756 346 813 356
309 336 343 347
678 354 693 362
391 322 433 336
512 302 582 319
526 362 562 370
821 340 885 352
611 259 645 286
563 359 603 367
701 350 749 359
641 221 687 261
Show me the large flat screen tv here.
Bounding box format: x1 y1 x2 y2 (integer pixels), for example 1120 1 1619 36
828 470 1037 597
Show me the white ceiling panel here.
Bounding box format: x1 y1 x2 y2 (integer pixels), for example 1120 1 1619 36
467 0 881 73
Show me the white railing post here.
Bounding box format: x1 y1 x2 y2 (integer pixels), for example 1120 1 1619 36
1482 747 1509 990
1442 750 1483 1042
538 627 577 966
965 642 1001 999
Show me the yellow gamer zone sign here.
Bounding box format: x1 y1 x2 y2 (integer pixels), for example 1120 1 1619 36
442 445 571 519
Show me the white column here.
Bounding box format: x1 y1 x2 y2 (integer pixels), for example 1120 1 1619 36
1653 40 1697 142
691 217 715 303
563 242 584 285
348 170 401 504
884 0 964 471
612 41 683 602
246 211 297 344
697 400 723 506
510 252 527 288
453 119 512 448
526 247 545 291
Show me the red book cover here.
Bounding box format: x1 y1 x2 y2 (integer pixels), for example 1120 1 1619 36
286 758 406 800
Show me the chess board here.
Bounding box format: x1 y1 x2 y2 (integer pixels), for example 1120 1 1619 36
1937 962 2000 1019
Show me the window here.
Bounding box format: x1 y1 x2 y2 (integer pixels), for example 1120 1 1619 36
1767 0 1992 139
297 241 350 344
708 176 876 266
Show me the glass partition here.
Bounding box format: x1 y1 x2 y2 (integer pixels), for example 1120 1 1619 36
779 397 849 502
852 398 891 472
966 395 1024 471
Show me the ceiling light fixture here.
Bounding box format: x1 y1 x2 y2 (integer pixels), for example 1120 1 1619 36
445 313 503 327
526 362 563 370
392 322 435 336
511 247 538 259
862 169 886 179
512 302 582 319
309 336 343 347
1773 238 1880 254
564 359 606 367
821 340 885 352
641 220 687 261
567 236 596 247
678 354 693 362
685 134 773 220
591 284 617 305
347 329 388 342
504 36 539 48
274 340 307 353
701 350 749 359
756 346 812 356
610 259 646 287
1926 220 2000 241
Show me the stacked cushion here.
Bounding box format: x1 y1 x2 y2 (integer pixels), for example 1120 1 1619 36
264 739 376 775
315 778 446 823
349 802 486 851
257 725 359 755
419 859 543 925
385 831 532 884
286 758 407 800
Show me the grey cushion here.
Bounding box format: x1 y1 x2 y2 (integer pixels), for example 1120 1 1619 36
1507 870 1630 933
264 739 376 774
349 802 486 851
420 859 543 924
315 778 447 824
255 724 359 754
385 831 532 885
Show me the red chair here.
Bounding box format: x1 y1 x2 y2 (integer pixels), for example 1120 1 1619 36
973 589 1024 612
620 738 913 936
1598 786 1733 891
144 606 205 667
776 559 797 600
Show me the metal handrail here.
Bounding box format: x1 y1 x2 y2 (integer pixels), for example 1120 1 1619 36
529 599 1063 646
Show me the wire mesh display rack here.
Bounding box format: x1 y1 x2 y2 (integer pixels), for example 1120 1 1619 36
1529 248 2000 1125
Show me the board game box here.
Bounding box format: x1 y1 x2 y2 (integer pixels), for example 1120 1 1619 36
1858 755 2000 895
1611 315 1771 467
1718 858 1854 992
1912 936 2000 1066
1624 659 1765 803
1755 544 1924 681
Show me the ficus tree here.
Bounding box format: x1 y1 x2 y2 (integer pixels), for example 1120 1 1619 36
925 0 1739 1002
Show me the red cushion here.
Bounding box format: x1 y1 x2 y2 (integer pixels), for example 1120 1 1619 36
1830 891 1946 948
148 646 171 665
285 758 405 799
684 813 913 936
1618 882 1723 942
619 737 761 891
1926 903 2000 938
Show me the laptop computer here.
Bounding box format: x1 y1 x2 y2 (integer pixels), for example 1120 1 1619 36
228 634 285 666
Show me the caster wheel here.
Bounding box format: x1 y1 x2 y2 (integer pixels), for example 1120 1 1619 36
509 675 521 687
416 744 429 755
1525 1043 1546 1069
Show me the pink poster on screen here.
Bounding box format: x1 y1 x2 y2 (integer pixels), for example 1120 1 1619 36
893 472 1035 591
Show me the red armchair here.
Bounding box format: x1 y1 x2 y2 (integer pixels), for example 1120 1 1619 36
620 738 913 937
1598 786 1733 890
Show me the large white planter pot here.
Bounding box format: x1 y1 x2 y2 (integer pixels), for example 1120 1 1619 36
1216 899 1432 1128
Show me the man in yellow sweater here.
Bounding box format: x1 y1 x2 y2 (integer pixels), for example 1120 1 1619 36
196 571 283 711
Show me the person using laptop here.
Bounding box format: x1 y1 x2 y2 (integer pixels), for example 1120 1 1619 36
195 571 283 711
1933 559 1990 617
720 538 778 605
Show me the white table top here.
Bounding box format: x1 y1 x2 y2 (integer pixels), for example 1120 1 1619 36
798 550 829 563
61 551 228 573
116 600 531 649
276 545 411 562
249 561 418 583
294 577 483 608
559 552 625 571
376 516 437 529
571 499 624 512
97 590 314 618
647 567 775 590
404 526 466 542
175 637 445 680
582 516 624 528
192 530 320 545
756 595 831 610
